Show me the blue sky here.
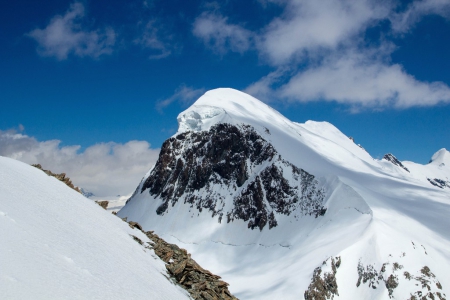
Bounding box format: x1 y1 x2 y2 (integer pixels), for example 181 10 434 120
1 0 450 196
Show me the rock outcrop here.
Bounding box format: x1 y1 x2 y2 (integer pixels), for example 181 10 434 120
127 221 238 300
32 164 81 193
427 178 450 189
95 201 109 209
383 154 410 173
304 256 341 300
139 123 326 230
356 259 446 299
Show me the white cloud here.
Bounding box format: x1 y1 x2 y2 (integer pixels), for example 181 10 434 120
244 67 289 103
192 0 450 110
27 2 116 60
0 130 160 197
276 48 450 109
134 20 172 59
193 12 253 54
240 0 450 110
391 0 450 33
258 0 390 65
156 85 206 111
246 45 450 109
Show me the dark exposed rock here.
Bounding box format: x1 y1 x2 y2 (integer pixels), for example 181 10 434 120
427 178 450 189
95 201 109 210
128 221 143 231
140 123 326 230
32 164 81 193
124 220 238 300
130 235 143 245
383 154 410 173
356 261 384 289
357 259 446 300
304 257 341 300
385 274 399 298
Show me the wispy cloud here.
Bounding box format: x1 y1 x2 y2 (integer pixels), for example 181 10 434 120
134 20 173 59
193 12 253 54
278 47 450 109
0 129 159 197
156 85 206 112
390 0 450 33
194 0 450 110
27 2 116 60
258 0 390 65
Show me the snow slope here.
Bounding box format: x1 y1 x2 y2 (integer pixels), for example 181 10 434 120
119 88 450 299
0 156 190 300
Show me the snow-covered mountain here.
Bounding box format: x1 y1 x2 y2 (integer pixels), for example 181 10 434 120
0 157 190 300
119 88 450 299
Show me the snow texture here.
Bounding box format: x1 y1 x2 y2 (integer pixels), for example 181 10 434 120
0 157 190 300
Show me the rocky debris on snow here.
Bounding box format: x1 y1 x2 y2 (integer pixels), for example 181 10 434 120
383 154 410 173
31 164 81 193
356 260 399 298
407 266 446 300
128 221 143 231
427 178 450 189
140 123 326 230
356 259 446 300
126 221 238 300
95 201 109 210
385 274 399 298
304 256 341 300
356 261 385 289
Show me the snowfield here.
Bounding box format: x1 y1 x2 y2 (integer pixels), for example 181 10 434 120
119 88 450 299
0 156 190 300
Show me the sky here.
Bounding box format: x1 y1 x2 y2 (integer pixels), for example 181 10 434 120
1 0 449 197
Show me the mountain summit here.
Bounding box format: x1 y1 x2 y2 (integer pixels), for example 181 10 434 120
119 88 450 300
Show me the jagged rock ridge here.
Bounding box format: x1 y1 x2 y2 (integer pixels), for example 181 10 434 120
126 220 238 300
427 178 450 189
140 123 326 230
32 164 81 193
383 154 410 173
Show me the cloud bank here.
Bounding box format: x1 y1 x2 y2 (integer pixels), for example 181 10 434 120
0 129 159 197
194 0 450 110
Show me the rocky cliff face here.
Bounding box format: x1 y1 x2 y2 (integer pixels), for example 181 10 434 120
140 123 326 230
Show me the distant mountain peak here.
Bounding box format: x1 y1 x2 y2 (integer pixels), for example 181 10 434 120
382 153 410 172
429 148 449 165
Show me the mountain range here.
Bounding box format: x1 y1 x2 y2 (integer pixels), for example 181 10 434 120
1 88 449 299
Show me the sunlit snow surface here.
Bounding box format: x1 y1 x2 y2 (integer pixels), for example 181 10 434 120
0 157 190 300
120 88 450 299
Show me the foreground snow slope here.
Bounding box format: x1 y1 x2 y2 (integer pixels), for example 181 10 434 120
119 88 450 299
0 156 189 300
